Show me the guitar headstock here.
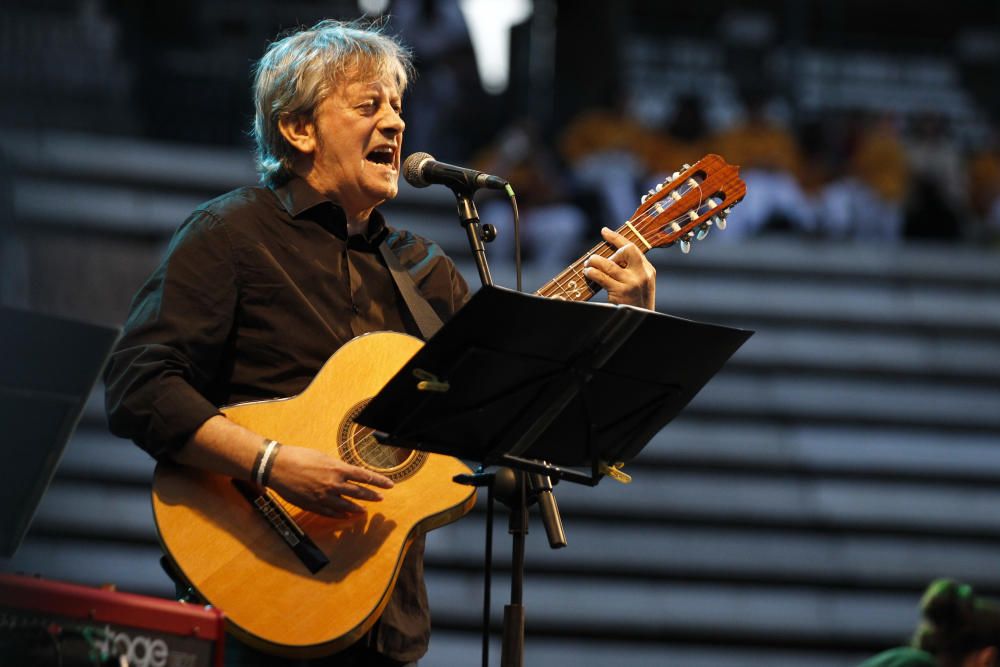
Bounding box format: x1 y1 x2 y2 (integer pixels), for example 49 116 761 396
626 154 746 254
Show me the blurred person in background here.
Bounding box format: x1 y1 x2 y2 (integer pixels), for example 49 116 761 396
708 90 814 239
966 121 1000 246
859 579 1000 667
390 0 487 163
638 93 711 180
558 86 649 227
902 112 964 241
813 111 910 242
475 118 588 270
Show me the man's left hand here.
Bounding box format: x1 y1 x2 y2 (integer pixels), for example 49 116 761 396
583 227 656 310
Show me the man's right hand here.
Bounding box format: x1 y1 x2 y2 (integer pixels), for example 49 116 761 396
174 415 393 519
267 445 394 518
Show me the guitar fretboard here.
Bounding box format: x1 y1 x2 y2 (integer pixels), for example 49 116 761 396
535 224 651 302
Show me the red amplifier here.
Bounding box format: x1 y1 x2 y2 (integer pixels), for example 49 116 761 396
0 572 224 667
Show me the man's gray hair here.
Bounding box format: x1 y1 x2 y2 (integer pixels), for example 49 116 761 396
252 19 413 187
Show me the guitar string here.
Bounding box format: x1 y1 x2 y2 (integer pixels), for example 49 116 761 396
353 430 396 467
542 179 708 298
541 180 708 300
542 204 674 297
351 427 410 470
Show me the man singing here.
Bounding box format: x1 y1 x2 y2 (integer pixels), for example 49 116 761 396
105 19 655 666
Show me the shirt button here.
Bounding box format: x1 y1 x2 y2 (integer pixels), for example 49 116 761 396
351 304 360 315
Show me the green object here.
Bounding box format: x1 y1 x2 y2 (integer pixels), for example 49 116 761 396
858 646 938 667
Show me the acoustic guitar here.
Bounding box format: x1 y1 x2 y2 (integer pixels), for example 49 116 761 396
151 154 746 657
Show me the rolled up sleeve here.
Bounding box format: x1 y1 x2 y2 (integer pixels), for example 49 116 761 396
104 210 237 459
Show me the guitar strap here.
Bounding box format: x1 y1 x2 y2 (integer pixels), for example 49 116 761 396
378 240 444 340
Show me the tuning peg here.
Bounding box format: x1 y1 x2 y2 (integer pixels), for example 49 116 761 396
655 182 664 192
715 215 727 230
696 224 710 241
706 197 721 209
654 202 666 214
680 239 691 254
681 163 691 170
640 193 649 203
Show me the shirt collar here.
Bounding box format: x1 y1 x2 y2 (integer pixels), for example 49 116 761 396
272 175 329 218
271 176 387 245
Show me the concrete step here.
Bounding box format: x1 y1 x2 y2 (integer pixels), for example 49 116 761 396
688 370 1000 430
426 515 1000 589
425 631 871 667
490 261 1000 334
646 418 1000 480
424 571 922 645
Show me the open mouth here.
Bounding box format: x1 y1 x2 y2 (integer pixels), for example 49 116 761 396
366 147 395 167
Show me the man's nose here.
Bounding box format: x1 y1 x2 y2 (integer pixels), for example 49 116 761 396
381 108 405 135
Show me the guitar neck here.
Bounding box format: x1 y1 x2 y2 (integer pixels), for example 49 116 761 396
535 154 747 301
534 223 651 303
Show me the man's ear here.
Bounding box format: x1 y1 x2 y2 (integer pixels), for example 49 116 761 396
278 113 316 155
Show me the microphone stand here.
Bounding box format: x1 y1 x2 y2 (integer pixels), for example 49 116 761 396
450 189 566 667
455 192 493 287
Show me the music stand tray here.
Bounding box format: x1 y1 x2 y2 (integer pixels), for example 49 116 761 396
0 307 119 557
359 286 751 484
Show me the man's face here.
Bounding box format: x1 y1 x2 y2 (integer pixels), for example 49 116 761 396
309 76 405 219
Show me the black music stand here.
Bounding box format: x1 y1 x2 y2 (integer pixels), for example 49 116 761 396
360 286 751 483
0 307 119 557
358 286 752 665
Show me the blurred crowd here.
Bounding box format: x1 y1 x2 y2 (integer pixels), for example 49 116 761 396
462 92 1000 264
380 0 1000 260
11 0 1000 265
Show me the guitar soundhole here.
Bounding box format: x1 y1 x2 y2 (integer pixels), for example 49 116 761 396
339 400 428 482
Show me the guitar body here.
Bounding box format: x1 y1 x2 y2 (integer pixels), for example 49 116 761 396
152 331 477 658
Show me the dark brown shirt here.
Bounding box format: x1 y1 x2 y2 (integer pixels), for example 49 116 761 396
104 176 470 662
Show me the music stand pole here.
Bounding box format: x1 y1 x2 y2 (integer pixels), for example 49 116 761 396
502 470 528 667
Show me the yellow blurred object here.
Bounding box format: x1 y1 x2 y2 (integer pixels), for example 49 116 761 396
559 109 649 165
968 151 1000 217
851 128 910 203
709 119 801 174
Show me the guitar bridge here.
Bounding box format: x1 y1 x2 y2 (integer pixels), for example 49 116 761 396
231 479 330 574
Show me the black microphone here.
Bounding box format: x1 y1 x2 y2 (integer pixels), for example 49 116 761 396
403 152 507 193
